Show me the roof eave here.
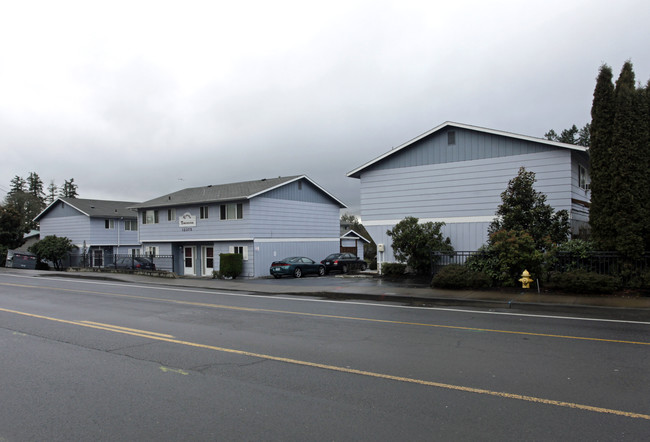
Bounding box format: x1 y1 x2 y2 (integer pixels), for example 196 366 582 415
347 121 588 178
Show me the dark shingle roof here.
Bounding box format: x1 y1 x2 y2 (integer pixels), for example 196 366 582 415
34 198 139 221
131 175 346 209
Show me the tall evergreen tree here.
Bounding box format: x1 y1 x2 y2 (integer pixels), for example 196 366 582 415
8 175 26 195
27 172 45 205
639 80 650 250
60 178 78 198
610 61 645 258
47 180 58 204
577 123 591 147
558 125 579 144
588 64 616 250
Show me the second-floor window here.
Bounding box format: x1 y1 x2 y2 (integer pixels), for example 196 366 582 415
200 206 209 219
142 210 159 224
105 219 114 229
124 220 138 231
167 209 176 221
220 203 243 220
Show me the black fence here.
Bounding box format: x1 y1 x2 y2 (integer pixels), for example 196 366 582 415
64 252 175 273
431 250 650 283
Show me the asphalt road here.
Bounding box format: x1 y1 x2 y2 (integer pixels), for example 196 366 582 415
1 272 649 440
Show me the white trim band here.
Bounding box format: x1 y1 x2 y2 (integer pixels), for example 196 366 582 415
364 216 496 226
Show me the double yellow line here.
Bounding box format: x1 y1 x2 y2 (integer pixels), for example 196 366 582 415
1 305 649 421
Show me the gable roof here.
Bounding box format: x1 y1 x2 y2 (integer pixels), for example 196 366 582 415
131 175 346 209
34 197 139 221
347 121 588 179
340 229 371 243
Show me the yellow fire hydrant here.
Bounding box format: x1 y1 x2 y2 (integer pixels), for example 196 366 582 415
519 270 533 289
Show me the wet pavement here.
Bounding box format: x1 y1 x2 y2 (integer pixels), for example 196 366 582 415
3 268 650 321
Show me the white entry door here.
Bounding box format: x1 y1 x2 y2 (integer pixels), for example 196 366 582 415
202 246 214 276
183 246 196 276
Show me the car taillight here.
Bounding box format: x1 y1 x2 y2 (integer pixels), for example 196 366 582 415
333 260 339 264
136 263 141 268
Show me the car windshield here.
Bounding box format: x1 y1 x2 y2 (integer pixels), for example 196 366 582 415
325 254 341 260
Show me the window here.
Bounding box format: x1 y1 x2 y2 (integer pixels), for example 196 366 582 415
220 203 243 220
105 219 114 229
167 209 176 221
448 130 456 145
200 206 209 219
143 210 159 224
144 246 159 256
229 245 248 260
578 165 590 190
124 219 137 231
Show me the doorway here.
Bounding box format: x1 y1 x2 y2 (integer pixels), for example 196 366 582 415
183 246 196 276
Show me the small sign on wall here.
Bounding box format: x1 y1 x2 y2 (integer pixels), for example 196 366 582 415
179 212 197 228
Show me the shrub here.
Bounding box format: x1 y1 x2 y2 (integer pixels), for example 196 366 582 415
545 270 619 294
381 263 407 277
386 216 453 275
431 264 492 289
219 253 243 279
466 230 544 287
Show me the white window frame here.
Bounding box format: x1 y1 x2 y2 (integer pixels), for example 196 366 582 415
124 219 137 231
144 246 159 257
105 219 115 229
200 206 209 219
229 245 248 260
220 203 243 220
167 209 176 222
143 210 159 225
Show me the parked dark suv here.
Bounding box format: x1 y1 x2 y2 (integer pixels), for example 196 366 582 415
320 253 367 274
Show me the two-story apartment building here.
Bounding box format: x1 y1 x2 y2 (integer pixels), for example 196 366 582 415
34 198 141 267
347 121 591 264
130 175 346 277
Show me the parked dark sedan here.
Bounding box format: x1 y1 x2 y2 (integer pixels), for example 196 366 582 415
115 256 156 270
320 253 367 274
270 256 325 278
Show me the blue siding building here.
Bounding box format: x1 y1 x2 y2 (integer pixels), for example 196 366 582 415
347 122 590 265
35 198 141 266
130 175 346 277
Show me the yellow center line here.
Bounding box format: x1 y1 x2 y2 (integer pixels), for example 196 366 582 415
1 281 649 346
1 305 648 421
79 321 175 338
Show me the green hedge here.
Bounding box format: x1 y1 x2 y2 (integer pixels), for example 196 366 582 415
381 263 407 276
431 264 492 289
545 270 619 294
219 253 243 279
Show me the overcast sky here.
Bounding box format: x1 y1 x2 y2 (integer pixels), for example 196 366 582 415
1 0 648 215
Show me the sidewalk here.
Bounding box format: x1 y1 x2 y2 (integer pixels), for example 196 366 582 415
6 267 648 320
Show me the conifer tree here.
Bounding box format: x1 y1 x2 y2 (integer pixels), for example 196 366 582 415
60 178 78 198
47 180 58 204
588 64 616 250
610 62 645 258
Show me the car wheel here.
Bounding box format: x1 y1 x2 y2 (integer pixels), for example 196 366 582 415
318 266 325 276
341 264 348 274
293 267 302 278
273 274 281 279
360 262 367 271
